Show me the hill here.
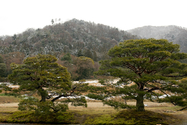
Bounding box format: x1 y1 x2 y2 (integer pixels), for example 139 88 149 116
0 19 139 61
1 19 187 78
127 25 187 52
0 19 139 77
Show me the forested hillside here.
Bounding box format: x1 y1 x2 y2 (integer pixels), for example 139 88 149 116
0 19 139 78
0 19 139 59
1 19 187 79
128 25 187 52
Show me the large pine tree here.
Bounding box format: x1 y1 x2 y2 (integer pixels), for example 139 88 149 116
96 39 187 111
8 54 87 113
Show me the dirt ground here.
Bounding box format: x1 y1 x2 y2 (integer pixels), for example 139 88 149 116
0 101 174 108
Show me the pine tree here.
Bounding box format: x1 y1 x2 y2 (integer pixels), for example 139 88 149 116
96 39 187 111
8 54 87 113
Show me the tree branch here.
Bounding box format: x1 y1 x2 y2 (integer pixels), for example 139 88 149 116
178 106 187 111
145 83 177 106
51 86 77 102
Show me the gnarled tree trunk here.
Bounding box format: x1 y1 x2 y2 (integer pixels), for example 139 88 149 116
136 91 145 111
39 88 47 102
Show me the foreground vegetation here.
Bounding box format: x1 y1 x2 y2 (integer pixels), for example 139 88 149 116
0 110 180 124
0 107 182 124
0 96 185 124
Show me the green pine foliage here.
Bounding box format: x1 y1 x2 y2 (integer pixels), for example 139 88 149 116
96 39 187 111
159 78 187 110
8 54 87 113
9 54 72 96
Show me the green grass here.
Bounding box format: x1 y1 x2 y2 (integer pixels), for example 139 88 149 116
84 110 180 125
0 109 179 124
0 111 76 124
0 107 18 113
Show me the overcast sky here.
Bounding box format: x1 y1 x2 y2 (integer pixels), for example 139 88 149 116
0 0 187 36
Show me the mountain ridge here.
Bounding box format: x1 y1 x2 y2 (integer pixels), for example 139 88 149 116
127 25 187 52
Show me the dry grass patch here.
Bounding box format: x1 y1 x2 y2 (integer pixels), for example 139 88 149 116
0 96 19 103
0 107 18 112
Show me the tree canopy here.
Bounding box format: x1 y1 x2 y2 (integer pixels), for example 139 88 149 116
59 55 96 80
0 55 4 63
0 55 6 78
96 39 187 111
74 56 95 80
8 54 86 113
61 53 72 63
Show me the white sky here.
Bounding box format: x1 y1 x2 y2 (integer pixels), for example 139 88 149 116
0 0 187 36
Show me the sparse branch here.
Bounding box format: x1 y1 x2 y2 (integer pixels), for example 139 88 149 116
51 86 77 102
145 83 177 106
178 106 187 111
